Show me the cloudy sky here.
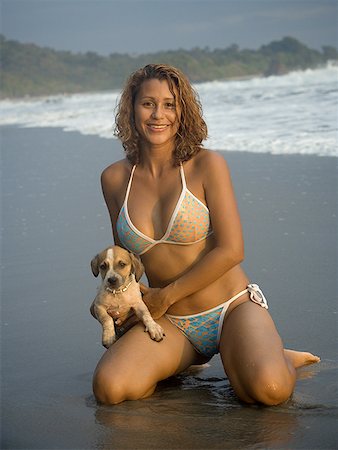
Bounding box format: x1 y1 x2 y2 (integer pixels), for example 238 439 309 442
1 0 337 55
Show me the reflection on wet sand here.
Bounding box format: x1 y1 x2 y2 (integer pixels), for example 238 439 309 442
93 376 299 449
92 360 338 449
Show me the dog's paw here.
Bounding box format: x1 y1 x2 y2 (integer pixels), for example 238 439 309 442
102 331 117 348
145 322 165 342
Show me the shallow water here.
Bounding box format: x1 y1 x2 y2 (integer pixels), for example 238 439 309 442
1 127 337 449
86 359 338 449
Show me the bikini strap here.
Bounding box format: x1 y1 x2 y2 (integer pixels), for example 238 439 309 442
179 163 187 190
125 165 137 202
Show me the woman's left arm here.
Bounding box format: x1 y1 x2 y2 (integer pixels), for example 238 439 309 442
141 152 245 319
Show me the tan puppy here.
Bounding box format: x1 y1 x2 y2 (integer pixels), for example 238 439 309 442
90 245 164 348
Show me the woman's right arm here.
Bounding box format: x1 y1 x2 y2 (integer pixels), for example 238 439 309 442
100 162 125 246
100 163 140 330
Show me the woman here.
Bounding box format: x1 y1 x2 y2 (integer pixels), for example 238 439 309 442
93 64 319 406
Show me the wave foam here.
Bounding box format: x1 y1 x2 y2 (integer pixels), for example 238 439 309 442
1 65 337 157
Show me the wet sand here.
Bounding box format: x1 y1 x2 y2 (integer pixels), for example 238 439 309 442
1 126 337 449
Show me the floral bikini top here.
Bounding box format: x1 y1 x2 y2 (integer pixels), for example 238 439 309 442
116 164 213 255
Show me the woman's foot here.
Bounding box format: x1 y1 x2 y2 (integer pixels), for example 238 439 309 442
284 349 320 369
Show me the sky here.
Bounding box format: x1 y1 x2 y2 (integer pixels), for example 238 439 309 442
1 0 337 55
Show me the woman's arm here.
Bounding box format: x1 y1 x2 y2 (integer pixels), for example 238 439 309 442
141 152 245 318
100 162 141 329
100 162 126 246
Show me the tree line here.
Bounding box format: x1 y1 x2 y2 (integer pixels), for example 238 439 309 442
1 35 337 98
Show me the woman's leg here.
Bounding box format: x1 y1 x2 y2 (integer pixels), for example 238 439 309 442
220 301 302 406
93 316 202 405
283 348 320 368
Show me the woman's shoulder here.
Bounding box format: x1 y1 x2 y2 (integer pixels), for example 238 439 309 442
193 149 230 174
101 159 132 182
101 159 132 193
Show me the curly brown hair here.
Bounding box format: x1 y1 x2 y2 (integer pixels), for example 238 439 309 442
114 64 208 166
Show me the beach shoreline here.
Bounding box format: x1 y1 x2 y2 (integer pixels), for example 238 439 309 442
1 126 337 449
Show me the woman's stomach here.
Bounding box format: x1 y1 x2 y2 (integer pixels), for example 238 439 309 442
165 264 250 315
141 239 250 315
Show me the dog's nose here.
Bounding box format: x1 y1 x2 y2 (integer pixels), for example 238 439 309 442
107 276 118 285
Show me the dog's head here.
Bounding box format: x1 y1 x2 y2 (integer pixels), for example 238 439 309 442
91 246 144 290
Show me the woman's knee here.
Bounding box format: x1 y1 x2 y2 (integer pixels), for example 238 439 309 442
238 363 295 406
93 367 125 404
92 365 156 405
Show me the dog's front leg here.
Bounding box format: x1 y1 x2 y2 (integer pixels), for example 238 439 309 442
93 303 116 348
133 301 165 342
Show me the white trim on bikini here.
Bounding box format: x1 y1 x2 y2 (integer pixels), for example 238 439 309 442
166 284 269 347
118 164 213 254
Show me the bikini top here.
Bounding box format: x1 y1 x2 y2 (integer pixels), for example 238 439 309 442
116 164 213 255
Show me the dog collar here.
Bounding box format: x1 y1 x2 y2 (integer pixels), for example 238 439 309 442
106 280 133 295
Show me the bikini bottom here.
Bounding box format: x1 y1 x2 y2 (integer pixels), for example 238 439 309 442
165 283 268 358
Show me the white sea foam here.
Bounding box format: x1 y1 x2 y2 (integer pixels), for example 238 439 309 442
1 64 337 157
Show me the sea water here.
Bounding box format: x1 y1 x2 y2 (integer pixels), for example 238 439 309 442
1 63 337 157
1 122 337 448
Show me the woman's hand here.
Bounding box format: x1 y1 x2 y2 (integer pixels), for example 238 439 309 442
139 283 171 319
90 301 136 339
106 306 139 338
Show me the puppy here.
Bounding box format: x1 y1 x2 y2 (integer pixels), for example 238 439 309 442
90 245 164 348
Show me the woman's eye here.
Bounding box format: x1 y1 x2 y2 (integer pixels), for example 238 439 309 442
166 103 175 109
143 101 154 108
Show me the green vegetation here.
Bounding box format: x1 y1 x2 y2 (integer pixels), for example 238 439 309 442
1 35 337 98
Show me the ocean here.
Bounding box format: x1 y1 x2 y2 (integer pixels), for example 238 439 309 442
1 63 337 157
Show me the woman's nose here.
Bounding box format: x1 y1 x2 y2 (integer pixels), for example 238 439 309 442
151 105 164 119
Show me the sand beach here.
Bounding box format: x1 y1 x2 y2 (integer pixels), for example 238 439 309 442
1 126 337 449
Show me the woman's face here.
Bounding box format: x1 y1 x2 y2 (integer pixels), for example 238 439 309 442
134 78 181 149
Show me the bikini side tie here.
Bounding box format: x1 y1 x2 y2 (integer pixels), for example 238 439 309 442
247 284 269 309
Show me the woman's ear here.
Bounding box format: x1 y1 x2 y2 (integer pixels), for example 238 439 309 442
129 252 144 281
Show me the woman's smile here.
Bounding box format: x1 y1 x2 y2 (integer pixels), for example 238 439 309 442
146 123 170 131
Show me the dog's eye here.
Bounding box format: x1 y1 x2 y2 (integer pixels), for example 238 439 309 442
118 261 127 268
99 262 107 270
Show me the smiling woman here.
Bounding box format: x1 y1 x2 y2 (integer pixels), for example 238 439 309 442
92 63 319 406
114 64 208 166
133 79 181 149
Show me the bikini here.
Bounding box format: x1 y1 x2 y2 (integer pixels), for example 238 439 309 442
116 164 213 256
116 164 268 358
166 284 268 358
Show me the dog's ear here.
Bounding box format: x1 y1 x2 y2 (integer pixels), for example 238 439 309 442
129 252 144 282
90 254 100 277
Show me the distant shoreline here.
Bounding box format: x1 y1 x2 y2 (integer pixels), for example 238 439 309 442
1 34 337 98
1 75 264 102
1 62 335 102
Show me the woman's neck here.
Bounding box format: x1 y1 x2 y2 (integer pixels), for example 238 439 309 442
138 142 175 175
